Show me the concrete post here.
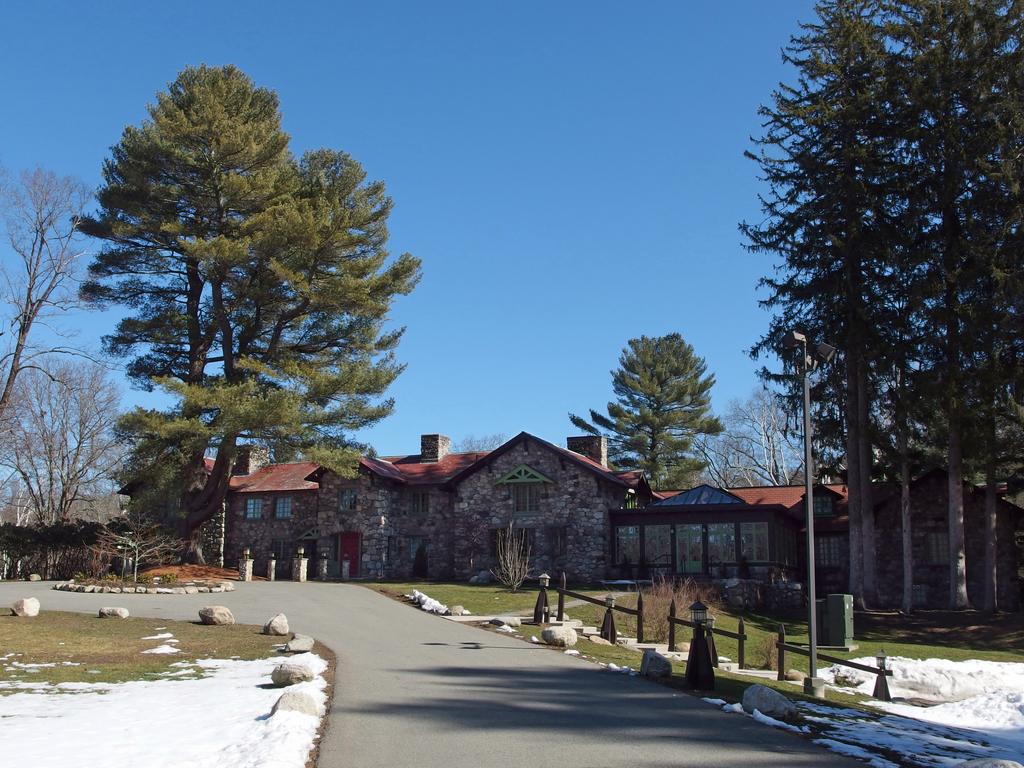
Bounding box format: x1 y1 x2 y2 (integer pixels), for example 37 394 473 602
239 548 254 583
317 553 329 581
267 556 276 582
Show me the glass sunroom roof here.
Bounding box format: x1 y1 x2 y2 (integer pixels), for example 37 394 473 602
654 484 744 506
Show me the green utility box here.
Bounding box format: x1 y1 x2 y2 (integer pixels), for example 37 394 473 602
816 593 854 647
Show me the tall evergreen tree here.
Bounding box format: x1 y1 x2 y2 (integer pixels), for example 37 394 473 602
886 0 1024 608
81 66 421 558
569 333 722 489
744 0 894 607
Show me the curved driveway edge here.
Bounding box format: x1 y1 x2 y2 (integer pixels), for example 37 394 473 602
0 581 861 768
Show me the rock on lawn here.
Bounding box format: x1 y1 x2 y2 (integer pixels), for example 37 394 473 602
198 605 235 625
272 690 321 717
272 663 315 687
541 626 578 647
263 613 289 636
286 634 315 653
741 683 796 721
640 649 673 678
98 607 130 619
11 597 40 617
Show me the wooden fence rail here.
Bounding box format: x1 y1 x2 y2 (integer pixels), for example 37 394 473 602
666 599 747 669
775 624 893 701
553 572 644 643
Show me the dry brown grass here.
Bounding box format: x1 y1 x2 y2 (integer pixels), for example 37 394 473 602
0 610 282 689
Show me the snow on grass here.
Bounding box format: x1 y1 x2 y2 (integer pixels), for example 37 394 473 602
141 644 181 655
141 632 174 640
812 655 1024 763
799 699 1024 767
0 652 327 768
406 589 448 614
812 738 899 768
564 650 580 656
820 655 1024 703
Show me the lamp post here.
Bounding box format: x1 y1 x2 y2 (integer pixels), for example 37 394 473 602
684 601 714 690
782 330 836 699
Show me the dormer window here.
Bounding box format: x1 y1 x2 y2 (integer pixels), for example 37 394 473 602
813 495 834 517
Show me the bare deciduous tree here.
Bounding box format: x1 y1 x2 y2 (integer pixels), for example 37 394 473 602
1 360 122 524
0 167 89 423
490 523 533 592
90 512 179 581
454 433 508 452
697 389 803 488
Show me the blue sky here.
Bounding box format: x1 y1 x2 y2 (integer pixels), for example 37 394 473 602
0 1 816 456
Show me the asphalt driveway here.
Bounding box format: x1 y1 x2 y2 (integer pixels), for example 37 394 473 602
0 581 859 767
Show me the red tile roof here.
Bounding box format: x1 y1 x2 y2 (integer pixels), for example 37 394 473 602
229 462 320 493
377 452 490 484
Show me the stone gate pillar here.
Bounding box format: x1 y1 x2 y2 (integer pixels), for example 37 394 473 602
266 555 276 582
239 548 254 582
292 547 308 583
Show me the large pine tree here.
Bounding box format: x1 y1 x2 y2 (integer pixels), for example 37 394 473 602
744 0 895 607
569 333 722 489
81 66 421 558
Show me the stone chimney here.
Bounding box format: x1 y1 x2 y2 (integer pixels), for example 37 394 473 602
420 434 452 463
567 436 608 468
234 445 271 475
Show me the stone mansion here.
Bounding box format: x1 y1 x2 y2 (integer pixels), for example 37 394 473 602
223 432 655 583
220 431 1022 610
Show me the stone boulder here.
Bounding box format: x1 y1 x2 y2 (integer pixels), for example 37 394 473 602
541 626 578 648
285 634 315 653
785 668 806 683
741 683 797 721
98 607 130 619
272 690 321 717
640 649 673 678
468 570 492 585
272 663 315 687
263 613 290 636
449 605 468 616
28 573 42 582
12 597 40 617
495 616 521 628
587 635 612 646
198 605 235 625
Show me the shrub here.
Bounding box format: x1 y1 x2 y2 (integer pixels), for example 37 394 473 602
755 633 779 670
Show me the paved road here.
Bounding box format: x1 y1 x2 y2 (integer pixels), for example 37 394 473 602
0 581 859 768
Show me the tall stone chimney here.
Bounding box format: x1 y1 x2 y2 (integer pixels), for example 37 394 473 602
420 434 452 463
234 445 271 475
567 436 608 467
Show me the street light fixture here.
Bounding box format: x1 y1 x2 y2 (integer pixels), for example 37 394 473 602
783 329 836 699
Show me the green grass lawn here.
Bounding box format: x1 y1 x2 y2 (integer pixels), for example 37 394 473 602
0 611 284 690
363 580 610 616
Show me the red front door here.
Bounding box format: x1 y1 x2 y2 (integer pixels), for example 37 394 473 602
339 532 360 578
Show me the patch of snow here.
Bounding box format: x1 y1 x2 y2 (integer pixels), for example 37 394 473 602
8 662 57 669
0 653 327 768
142 633 174 640
874 690 1024 755
751 708 809 734
798 698 1024 767
702 697 727 706
406 589 448 614
723 702 744 713
141 644 180 655
495 625 515 633
563 650 580 656
529 636 539 643
812 738 899 768
820 656 1024 703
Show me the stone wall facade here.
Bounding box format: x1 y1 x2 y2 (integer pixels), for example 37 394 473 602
223 435 632 583
873 472 1020 610
449 440 625 583
225 489 319 580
